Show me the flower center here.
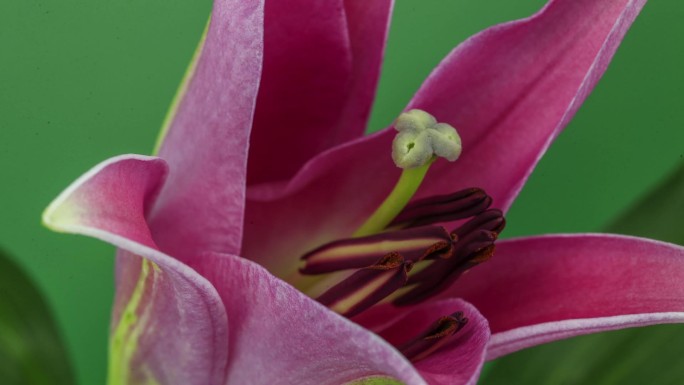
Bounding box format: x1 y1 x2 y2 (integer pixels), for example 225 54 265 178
300 189 505 314
297 109 505 362
300 188 505 361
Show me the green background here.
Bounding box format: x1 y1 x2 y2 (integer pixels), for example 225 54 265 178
1 0 682 384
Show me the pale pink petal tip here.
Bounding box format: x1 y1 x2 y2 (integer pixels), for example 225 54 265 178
43 154 229 385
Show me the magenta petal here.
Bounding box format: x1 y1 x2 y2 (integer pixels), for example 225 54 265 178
355 300 489 385
43 155 228 385
193 252 428 385
342 0 395 134
150 0 264 260
247 0 393 185
243 0 645 275
407 0 647 213
243 130 398 276
444 234 684 359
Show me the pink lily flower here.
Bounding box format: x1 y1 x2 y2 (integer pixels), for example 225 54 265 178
43 0 684 384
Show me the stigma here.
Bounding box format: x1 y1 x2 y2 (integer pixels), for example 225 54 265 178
392 109 462 169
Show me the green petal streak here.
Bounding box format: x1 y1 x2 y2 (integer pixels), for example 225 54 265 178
353 159 433 237
107 259 159 385
152 17 210 156
346 376 406 385
109 15 210 385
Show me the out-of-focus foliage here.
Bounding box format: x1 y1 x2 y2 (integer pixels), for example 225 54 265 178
481 324 684 385
607 162 684 245
481 163 684 385
0 249 75 385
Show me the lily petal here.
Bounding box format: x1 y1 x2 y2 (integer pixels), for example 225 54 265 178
43 155 167 248
150 0 264 260
408 0 647 213
243 0 645 276
43 155 428 384
247 0 394 185
354 299 489 385
443 234 684 360
195 252 429 385
43 155 229 385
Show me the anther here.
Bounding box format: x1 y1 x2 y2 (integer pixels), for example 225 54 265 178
390 188 492 229
407 230 496 285
315 253 413 318
398 311 469 362
300 226 452 274
394 230 498 306
451 229 498 261
392 109 462 169
451 209 506 239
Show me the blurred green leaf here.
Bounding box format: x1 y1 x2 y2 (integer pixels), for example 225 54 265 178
606 162 684 245
481 325 684 385
0 249 75 385
481 163 684 385
348 376 405 385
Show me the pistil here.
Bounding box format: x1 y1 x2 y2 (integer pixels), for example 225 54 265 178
353 109 462 237
353 161 433 237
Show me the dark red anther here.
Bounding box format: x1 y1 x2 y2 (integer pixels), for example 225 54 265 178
408 230 496 285
399 311 469 362
390 188 492 229
394 233 497 306
453 229 498 259
299 186 505 319
451 209 506 239
315 252 413 318
300 226 452 275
